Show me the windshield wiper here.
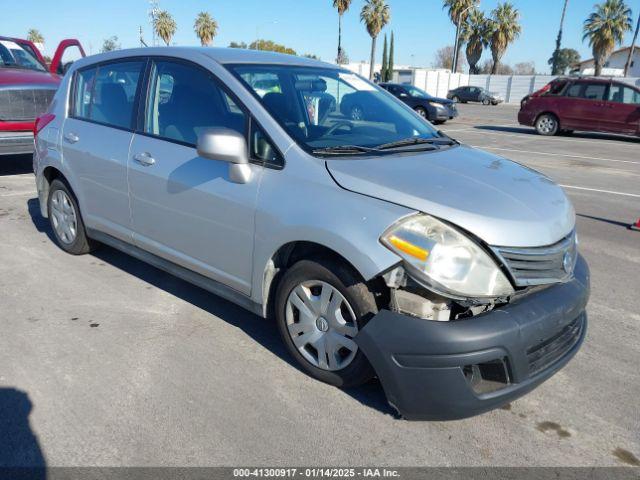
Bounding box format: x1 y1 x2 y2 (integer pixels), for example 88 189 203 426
376 137 456 151
312 145 380 155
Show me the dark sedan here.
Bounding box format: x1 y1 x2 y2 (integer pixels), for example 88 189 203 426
447 86 503 105
379 83 458 124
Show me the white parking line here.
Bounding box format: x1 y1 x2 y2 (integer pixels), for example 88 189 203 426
471 146 640 165
560 185 640 198
447 126 640 148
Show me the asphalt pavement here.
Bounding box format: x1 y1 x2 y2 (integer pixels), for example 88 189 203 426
0 104 638 467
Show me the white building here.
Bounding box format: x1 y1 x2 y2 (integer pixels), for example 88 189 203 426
578 45 640 77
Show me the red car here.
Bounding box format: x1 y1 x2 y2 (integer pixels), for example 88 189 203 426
518 77 640 137
1 37 85 155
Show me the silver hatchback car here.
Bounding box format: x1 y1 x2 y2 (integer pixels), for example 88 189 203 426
33 48 590 420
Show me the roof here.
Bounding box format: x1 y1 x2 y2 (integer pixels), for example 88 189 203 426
72 46 338 70
578 45 638 66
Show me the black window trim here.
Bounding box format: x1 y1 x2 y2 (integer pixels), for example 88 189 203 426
564 80 610 102
136 55 284 169
607 82 640 105
70 56 149 134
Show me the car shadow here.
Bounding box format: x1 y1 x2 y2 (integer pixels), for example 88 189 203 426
26 199 397 419
577 213 633 229
0 154 33 176
0 388 46 478
474 125 640 143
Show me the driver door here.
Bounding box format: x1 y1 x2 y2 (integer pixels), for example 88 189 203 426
128 59 263 295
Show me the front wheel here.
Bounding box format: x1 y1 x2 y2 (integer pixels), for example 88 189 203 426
414 106 428 119
535 114 559 136
482 98 491 105
275 258 377 388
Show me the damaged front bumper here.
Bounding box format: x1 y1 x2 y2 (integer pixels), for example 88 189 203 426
356 254 590 421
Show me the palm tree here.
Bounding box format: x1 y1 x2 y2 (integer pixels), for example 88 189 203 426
360 0 391 80
443 0 478 71
194 12 218 46
462 9 491 74
154 10 177 46
333 0 352 64
489 2 521 75
27 29 44 45
583 0 633 76
551 0 570 75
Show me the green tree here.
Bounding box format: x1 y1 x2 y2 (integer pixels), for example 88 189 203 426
443 0 479 71
360 0 391 80
194 12 218 46
333 0 352 64
154 10 177 46
27 29 44 44
489 2 522 75
101 36 121 53
461 8 492 74
583 0 633 76
548 48 581 74
387 31 395 81
550 0 570 75
229 41 248 49
249 39 297 55
381 34 389 82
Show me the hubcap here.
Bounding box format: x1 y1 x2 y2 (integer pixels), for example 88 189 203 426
50 189 77 245
285 281 359 371
538 116 555 133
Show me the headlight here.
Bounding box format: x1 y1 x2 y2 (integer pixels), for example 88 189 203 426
381 214 515 298
429 101 444 109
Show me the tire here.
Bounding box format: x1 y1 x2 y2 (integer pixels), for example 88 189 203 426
482 98 491 106
414 106 428 118
452 96 460 103
47 178 96 255
275 258 377 388
535 113 560 136
433 120 446 125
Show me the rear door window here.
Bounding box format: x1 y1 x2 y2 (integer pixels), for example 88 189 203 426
608 84 640 104
582 83 607 101
73 60 145 129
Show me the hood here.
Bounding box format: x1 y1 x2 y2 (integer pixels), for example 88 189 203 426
0 67 60 87
428 96 454 105
326 146 575 247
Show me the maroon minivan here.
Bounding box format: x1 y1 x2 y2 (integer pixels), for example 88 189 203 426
518 77 640 137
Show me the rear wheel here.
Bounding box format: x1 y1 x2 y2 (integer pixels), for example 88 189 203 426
275 258 377 388
452 95 461 103
535 113 559 136
47 179 96 255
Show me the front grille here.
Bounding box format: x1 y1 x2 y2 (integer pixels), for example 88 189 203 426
492 231 578 287
0 87 56 121
526 315 583 375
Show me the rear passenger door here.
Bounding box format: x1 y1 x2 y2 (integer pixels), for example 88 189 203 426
558 81 608 132
128 59 267 295
603 83 640 135
63 59 146 241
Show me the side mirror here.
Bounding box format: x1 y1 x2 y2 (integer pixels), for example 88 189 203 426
197 128 252 184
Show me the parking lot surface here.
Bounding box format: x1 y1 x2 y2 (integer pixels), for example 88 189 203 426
1 104 638 467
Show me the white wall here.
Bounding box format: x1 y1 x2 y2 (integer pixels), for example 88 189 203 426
579 50 640 77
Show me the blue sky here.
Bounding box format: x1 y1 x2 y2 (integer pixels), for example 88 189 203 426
5 0 638 74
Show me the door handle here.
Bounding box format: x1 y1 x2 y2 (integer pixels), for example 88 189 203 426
133 152 156 167
64 132 80 144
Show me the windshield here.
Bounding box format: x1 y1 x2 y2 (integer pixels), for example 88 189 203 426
405 86 430 99
229 65 444 154
0 40 46 71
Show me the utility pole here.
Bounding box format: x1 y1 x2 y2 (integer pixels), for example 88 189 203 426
624 11 640 77
551 0 569 75
149 0 160 47
452 5 474 74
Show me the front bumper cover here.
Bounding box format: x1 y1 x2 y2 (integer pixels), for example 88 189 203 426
0 131 34 155
355 254 590 421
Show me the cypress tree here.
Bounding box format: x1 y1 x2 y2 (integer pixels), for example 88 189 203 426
387 31 395 82
381 34 388 83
